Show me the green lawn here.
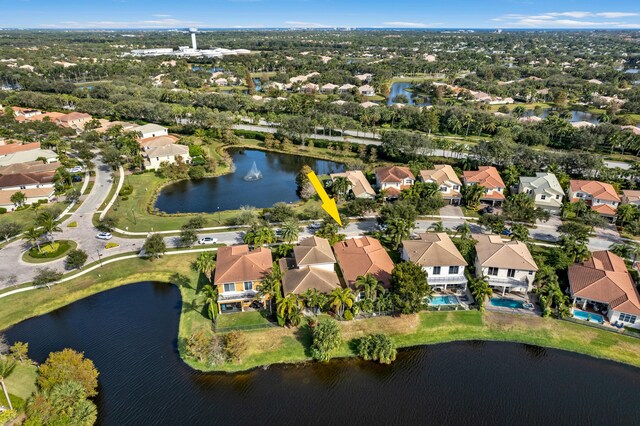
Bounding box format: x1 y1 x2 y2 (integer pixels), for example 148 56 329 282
2 362 37 403
22 240 77 263
216 310 273 330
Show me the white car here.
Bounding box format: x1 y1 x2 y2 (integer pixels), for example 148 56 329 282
96 232 112 240
198 237 218 245
68 166 84 173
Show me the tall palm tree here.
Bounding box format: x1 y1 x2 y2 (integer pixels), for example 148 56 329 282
454 223 471 240
24 227 43 253
560 235 590 263
462 184 486 208
469 275 493 312
194 251 216 282
199 284 218 322
0 355 17 410
329 287 356 318
277 293 303 326
280 221 299 244
38 214 62 245
244 223 276 247
355 274 384 301
302 288 325 316
332 176 352 201
256 263 282 314
428 221 445 232
384 217 414 249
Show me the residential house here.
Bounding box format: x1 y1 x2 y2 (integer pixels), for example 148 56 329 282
300 83 319 94
320 83 338 94
279 236 341 295
622 190 640 206
213 245 273 313
401 233 467 290
338 84 356 94
358 85 376 97
474 235 538 295
355 73 373 82
139 135 179 151
0 171 54 191
142 143 191 171
0 142 58 167
329 170 375 199
333 236 395 296
132 124 168 140
56 112 92 131
419 165 462 205
360 101 378 108
463 166 506 206
375 165 414 198
569 180 620 221
0 187 55 211
518 172 564 213
569 251 640 329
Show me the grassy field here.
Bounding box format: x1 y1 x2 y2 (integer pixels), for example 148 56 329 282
1 361 38 405
21 240 77 263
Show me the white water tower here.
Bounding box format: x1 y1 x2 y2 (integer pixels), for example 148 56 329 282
189 28 198 50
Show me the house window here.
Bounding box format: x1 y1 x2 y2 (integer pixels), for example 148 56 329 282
223 283 235 293
507 269 516 278
433 266 441 275
488 267 499 276
619 313 637 324
449 266 459 274
439 186 447 192
453 185 460 190
556 195 561 199
243 282 253 291
540 195 546 200
528 271 534 275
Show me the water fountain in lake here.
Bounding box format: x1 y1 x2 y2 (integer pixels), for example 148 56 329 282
243 161 263 181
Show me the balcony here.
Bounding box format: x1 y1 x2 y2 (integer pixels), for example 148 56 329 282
428 275 468 284
218 291 257 302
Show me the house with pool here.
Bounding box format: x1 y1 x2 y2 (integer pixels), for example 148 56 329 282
213 245 273 313
474 235 538 295
401 233 467 291
568 251 640 328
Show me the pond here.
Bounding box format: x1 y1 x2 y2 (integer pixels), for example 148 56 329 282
155 149 345 213
388 82 431 106
4 282 640 425
524 108 600 124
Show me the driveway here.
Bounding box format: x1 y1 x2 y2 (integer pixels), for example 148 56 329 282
439 205 465 218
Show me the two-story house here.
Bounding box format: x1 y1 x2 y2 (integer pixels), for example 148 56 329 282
462 166 506 206
474 235 538 296
375 166 414 199
279 236 341 296
213 245 273 313
143 144 191 171
569 251 640 329
569 180 620 221
132 123 169 140
330 170 376 199
518 172 564 213
401 233 467 291
333 236 395 299
622 190 640 207
420 165 462 205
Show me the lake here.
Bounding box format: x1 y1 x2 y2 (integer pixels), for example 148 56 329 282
155 149 345 213
524 108 600 124
4 282 640 425
388 82 431 106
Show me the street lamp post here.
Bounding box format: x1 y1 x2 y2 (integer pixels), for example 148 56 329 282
96 249 103 267
217 206 221 224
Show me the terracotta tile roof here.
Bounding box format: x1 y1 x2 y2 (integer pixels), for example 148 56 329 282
0 142 41 156
569 251 640 316
591 204 617 216
214 245 272 284
570 180 620 202
463 166 505 189
481 191 505 200
475 234 538 271
375 166 414 184
140 135 179 149
0 172 54 189
279 259 341 295
420 164 462 186
330 170 375 198
0 161 59 175
402 233 467 267
333 236 395 288
294 236 336 266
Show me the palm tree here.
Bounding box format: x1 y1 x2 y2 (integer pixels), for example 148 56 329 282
0 355 17 410
510 223 530 242
329 287 356 318
280 221 299 244
469 275 493 312
616 204 638 227
256 263 282 314
454 223 471 239
384 217 414 249
428 221 445 232
302 288 325 316
332 176 352 201
23 227 43 253
38 214 62 245
355 274 384 301
462 184 486 208
560 235 590 263
194 251 216 282
199 284 218 322
244 223 276 247
277 293 303 326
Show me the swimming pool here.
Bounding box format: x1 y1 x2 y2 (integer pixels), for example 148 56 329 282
572 309 605 324
490 298 525 309
430 295 459 306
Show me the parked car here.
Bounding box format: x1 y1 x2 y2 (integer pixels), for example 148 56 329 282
481 206 495 214
68 166 84 173
308 222 321 230
96 232 112 240
501 229 513 236
198 237 218 245
72 175 83 182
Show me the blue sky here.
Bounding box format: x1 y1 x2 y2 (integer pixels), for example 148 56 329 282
1 0 639 29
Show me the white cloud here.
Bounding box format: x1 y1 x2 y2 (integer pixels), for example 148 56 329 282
284 21 332 28
493 11 640 28
383 21 427 28
44 18 203 29
152 14 173 18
